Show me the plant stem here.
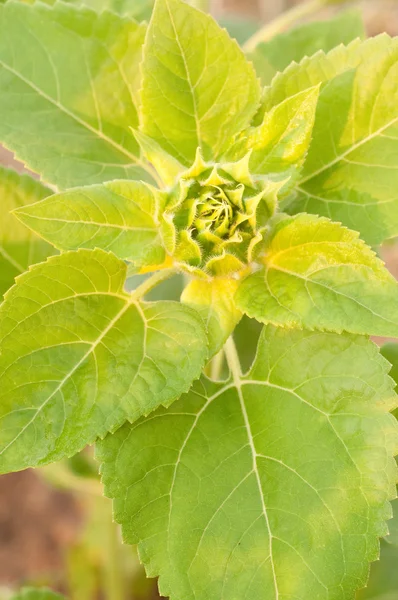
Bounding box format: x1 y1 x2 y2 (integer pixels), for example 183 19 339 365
210 349 225 380
130 267 177 301
243 0 333 52
224 336 242 383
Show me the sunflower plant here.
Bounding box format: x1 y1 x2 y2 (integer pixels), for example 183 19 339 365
1 0 398 598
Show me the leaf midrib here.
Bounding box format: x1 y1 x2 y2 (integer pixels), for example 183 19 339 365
0 292 136 457
0 58 153 178
299 114 398 185
164 373 354 598
164 0 201 149
264 263 398 330
17 212 159 233
224 340 280 599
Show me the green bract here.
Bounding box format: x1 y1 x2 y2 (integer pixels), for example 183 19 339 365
165 152 279 276
1 0 398 598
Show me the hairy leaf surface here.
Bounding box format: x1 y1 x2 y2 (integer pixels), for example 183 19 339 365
14 180 167 267
98 326 398 600
236 214 398 337
0 249 207 473
248 10 364 86
0 1 154 188
140 0 261 165
0 167 55 298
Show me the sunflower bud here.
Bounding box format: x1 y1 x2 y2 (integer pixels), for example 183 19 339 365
163 150 281 276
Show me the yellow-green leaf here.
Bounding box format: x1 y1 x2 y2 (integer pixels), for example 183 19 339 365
0 2 155 188
181 277 242 357
14 180 168 267
0 249 207 473
98 326 398 600
236 213 398 337
140 0 261 165
0 167 55 298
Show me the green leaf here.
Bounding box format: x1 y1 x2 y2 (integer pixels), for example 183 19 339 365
0 249 207 473
236 213 398 337
261 35 391 112
134 129 185 187
260 34 398 246
0 1 155 189
248 10 364 86
140 0 261 166
292 37 398 246
12 589 65 600
13 180 168 267
73 0 154 20
0 167 55 299
181 278 242 357
226 86 319 182
21 0 155 21
98 326 398 600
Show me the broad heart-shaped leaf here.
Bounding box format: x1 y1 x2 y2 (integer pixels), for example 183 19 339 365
13 180 168 268
247 10 364 86
225 86 319 185
181 278 242 358
235 213 398 337
98 326 398 600
0 167 55 298
12 589 65 600
0 1 156 189
0 249 207 474
140 0 261 166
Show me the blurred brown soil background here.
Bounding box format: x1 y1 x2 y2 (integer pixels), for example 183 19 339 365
0 0 397 598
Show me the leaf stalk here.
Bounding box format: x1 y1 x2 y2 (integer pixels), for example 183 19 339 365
224 336 242 382
130 267 178 301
